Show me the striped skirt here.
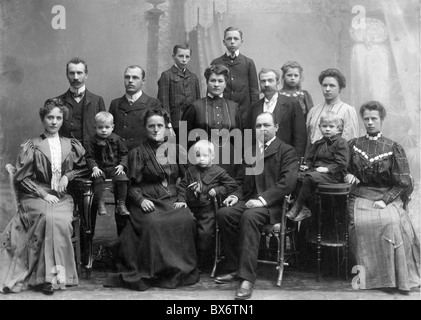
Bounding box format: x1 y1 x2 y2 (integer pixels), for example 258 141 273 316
349 186 420 291
0 194 78 293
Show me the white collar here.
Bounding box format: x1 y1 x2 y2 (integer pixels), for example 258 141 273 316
264 92 279 104
258 136 276 150
174 64 186 73
207 93 224 99
226 50 240 58
69 85 86 94
126 90 143 103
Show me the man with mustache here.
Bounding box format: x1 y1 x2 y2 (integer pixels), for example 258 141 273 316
214 112 299 300
109 65 167 152
251 68 306 157
57 57 106 148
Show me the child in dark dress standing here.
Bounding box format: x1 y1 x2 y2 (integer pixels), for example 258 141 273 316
279 61 314 121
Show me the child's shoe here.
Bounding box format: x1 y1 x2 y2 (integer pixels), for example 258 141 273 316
98 200 108 216
294 205 312 222
116 201 130 216
286 202 302 221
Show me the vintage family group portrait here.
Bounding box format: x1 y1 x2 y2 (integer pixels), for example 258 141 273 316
0 0 419 303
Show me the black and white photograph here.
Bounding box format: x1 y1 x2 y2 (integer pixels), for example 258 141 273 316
0 0 420 306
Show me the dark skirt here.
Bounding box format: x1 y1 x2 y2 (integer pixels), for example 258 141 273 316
349 186 420 291
104 198 200 291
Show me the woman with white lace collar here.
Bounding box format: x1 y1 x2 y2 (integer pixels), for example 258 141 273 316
0 98 86 295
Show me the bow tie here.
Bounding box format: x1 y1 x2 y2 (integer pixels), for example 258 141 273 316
72 91 84 99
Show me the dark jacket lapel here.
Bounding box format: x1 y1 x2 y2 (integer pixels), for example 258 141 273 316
264 138 281 158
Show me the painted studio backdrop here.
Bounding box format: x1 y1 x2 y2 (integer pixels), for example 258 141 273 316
0 0 420 224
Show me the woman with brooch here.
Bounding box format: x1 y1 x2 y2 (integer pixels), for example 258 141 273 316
345 100 420 292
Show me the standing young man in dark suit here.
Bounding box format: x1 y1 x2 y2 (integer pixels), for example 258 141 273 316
211 27 259 130
215 112 298 300
57 57 106 149
251 68 306 157
109 65 170 152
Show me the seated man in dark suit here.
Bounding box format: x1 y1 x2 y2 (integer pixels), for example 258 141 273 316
109 65 171 152
251 68 306 157
57 57 106 148
215 112 298 300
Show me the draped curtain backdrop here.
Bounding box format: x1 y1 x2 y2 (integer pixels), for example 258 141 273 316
180 0 420 179
184 0 226 95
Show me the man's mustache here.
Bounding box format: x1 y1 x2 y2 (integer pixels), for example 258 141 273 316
261 87 277 93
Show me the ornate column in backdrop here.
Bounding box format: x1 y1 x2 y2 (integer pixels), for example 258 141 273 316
145 0 166 96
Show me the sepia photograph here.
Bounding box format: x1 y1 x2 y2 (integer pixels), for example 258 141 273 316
0 0 420 307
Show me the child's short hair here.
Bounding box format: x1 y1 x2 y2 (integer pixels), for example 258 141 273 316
173 43 192 55
224 26 243 39
194 140 215 158
95 111 114 125
320 111 343 129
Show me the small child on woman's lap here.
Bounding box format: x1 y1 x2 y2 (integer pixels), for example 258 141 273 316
286 111 349 221
175 140 238 270
86 111 130 216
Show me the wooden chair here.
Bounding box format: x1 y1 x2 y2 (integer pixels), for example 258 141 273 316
211 195 297 287
258 195 299 286
5 164 82 275
74 178 115 278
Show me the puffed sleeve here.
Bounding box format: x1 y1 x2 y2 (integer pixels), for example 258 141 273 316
14 139 49 198
342 105 359 142
64 138 87 181
382 142 412 205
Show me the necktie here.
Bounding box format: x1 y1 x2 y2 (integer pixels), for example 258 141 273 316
128 99 134 105
72 91 84 99
260 143 268 154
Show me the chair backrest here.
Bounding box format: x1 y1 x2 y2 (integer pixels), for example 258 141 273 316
5 163 19 214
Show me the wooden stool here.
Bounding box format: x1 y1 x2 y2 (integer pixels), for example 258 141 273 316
313 183 351 282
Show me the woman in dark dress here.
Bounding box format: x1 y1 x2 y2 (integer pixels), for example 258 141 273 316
345 101 420 291
182 64 243 180
104 108 199 291
0 98 86 295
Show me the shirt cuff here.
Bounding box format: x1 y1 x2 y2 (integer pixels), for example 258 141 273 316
229 195 239 201
258 196 268 207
